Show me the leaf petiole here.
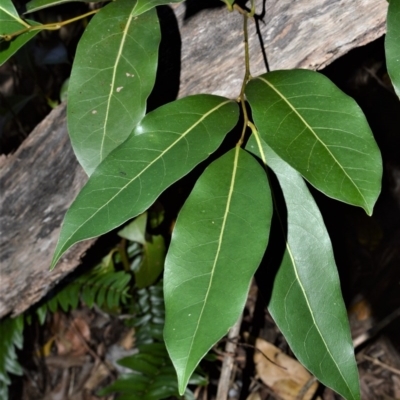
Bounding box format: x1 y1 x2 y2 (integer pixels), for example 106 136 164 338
1 9 99 41
236 7 252 146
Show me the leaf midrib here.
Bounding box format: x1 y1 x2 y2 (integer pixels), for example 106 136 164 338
0 5 30 27
180 145 240 390
99 6 135 163
252 131 356 400
53 100 232 265
256 76 368 212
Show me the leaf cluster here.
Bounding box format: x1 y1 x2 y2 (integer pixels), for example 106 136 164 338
2 0 400 399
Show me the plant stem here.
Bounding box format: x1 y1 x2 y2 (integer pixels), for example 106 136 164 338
249 0 256 17
118 239 131 272
236 7 252 146
1 9 99 42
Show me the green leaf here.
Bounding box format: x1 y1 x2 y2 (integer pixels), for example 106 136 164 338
246 133 360 400
386 0 400 98
135 234 166 288
246 69 382 215
51 95 239 269
133 0 184 17
118 213 148 244
0 315 24 398
25 0 105 13
164 146 273 394
67 0 161 175
0 0 21 18
0 1 41 66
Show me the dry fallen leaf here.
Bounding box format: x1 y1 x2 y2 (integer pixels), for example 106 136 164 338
246 391 262 400
118 327 135 350
84 362 110 391
349 298 372 321
52 313 91 356
254 338 318 400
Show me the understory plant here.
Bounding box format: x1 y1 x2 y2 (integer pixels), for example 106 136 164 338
2 0 400 399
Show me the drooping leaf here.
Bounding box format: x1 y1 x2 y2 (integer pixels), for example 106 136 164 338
246 69 382 215
0 1 41 66
164 146 273 394
51 95 239 269
246 133 360 400
67 0 161 175
25 0 105 13
385 0 400 98
136 235 166 288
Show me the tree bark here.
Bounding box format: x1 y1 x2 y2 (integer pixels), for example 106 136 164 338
0 0 388 317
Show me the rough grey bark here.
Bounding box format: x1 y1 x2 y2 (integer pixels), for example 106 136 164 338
0 0 388 317
0 104 94 317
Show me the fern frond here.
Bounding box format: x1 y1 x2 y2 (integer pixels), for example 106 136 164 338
36 258 131 322
102 280 207 399
127 281 165 345
0 315 24 398
100 342 207 400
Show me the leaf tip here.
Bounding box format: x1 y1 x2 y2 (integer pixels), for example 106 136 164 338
50 244 66 271
178 379 188 396
49 254 59 271
364 201 375 217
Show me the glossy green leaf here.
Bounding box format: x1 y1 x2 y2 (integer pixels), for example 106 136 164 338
164 146 273 394
386 0 400 98
29 0 188 23
25 0 104 13
136 235 166 289
0 1 41 66
51 95 239 269
246 133 360 400
67 0 161 175
246 69 382 215
0 0 20 17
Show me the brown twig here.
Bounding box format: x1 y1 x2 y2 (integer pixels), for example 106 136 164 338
362 354 400 376
296 376 318 400
225 338 287 370
353 306 400 348
69 316 116 379
216 314 243 400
